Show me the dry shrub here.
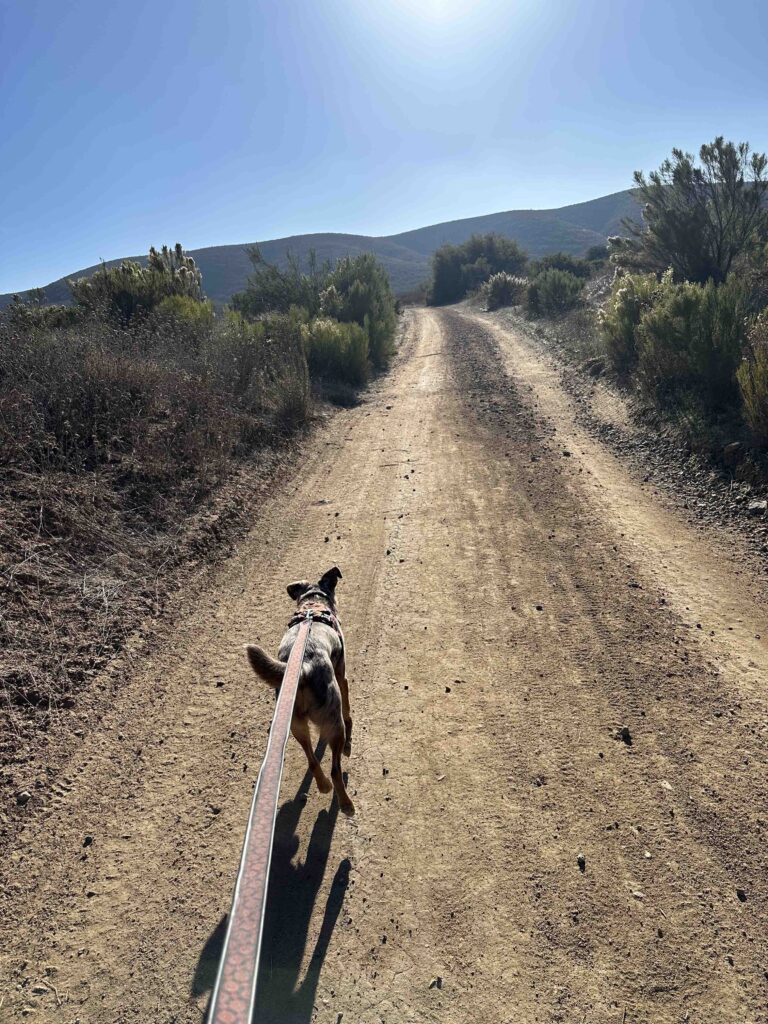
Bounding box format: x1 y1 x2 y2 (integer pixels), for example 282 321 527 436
0 305 310 770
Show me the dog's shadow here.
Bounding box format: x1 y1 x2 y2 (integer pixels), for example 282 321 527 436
193 745 350 1024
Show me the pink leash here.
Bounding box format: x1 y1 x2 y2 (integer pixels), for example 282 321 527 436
208 613 312 1023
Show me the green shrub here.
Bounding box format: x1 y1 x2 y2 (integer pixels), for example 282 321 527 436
530 252 592 279
635 275 749 412
258 312 311 431
323 254 396 369
233 250 396 371
460 257 492 294
397 281 429 306
154 294 214 327
586 244 609 263
599 271 661 378
738 312 768 446
147 295 216 357
429 244 465 305
231 247 325 318
4 295 85 332
612 138 768 284
69 244 204 323
303 317 369 389
531 268 584 315
482 272 526 310
428 234 527 305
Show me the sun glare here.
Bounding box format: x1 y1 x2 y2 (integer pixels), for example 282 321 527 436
389 0 483 25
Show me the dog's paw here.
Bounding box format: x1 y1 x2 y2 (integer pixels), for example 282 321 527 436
316 775 333 794
340 799 355 817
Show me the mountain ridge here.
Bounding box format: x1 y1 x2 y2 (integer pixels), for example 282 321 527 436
0 189 640 308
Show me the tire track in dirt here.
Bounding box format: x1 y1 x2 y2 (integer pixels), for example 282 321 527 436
2 308 767 1024
440 306 768 1022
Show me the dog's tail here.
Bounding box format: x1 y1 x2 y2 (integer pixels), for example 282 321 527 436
245 645 286 687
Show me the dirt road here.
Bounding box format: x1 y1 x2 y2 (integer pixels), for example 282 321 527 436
3 307 768 1024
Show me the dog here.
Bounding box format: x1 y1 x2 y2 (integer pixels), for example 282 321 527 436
246 566 354 816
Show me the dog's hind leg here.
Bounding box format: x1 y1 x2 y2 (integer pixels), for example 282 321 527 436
330 728 355 816
291 715 332 794
336 655 353 757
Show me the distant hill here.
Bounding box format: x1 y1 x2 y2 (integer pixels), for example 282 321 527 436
0 189 640 309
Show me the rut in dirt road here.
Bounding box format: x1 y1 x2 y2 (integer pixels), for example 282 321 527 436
2 307 768 1024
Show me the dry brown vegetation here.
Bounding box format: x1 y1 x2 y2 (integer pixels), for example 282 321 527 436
0 245 397 794
0 308 308 778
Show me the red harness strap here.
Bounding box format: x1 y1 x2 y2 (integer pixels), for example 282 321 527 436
208 613 313 1024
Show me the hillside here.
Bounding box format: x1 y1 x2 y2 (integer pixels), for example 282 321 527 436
0 189 640 308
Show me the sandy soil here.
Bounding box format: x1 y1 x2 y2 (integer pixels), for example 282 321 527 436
2 307 768 1024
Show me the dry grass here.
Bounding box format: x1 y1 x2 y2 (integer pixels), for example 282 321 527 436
0 309 309 780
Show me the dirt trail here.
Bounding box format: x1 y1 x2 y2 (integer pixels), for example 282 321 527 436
3 307 768 1024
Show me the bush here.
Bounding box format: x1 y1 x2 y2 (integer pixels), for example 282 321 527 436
611 138 768 284
738 312 768 446
1 242 390 516
147 295 216 358
586 244 609 263
428 234 527 305
5 295 85 333
0 322 159 473
529 268 584 315
231 247 325 318
635 275 749 412
429 245 465 305
232 251 397 372
0 307 309 485
599 271 661 378
530 252 592 279
600 270 753 412
154 294 215 327
397 281 429 306
482 272 526 311
207 311 309 432
69 244 204 323
303 317 369 389
323 254 396 369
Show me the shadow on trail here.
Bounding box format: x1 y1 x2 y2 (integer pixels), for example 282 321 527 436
193 745 350 1024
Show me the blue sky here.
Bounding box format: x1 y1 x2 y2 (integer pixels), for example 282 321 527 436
2 0 767 292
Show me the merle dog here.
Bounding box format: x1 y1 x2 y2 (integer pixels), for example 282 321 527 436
246 567 354 816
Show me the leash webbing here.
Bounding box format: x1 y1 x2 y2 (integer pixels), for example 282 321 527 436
208 614 313 1024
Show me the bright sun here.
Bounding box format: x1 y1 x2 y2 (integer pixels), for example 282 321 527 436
390 0 470 23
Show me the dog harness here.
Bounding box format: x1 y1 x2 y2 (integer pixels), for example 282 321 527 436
288 600 344 649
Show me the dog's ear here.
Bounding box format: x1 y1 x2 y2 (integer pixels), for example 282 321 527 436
319 566 342 591
287 580 309 601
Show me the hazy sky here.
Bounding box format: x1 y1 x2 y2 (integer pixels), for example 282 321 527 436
2 0 767 292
